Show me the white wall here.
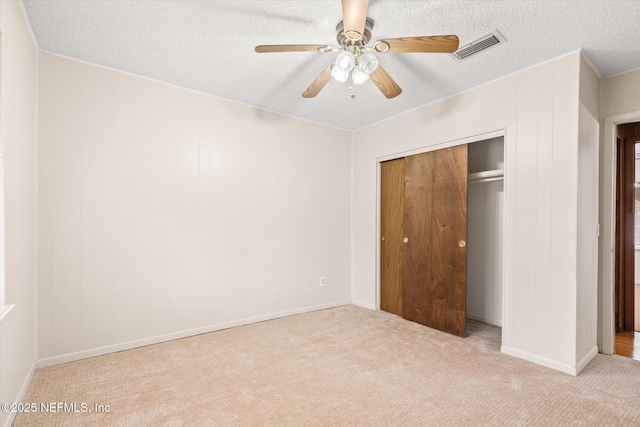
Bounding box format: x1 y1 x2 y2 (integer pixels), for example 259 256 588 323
599 67 640 354
0 1 39 426
601 68 640 119
37 53 352 363
352 52 589 374
576 55 600 369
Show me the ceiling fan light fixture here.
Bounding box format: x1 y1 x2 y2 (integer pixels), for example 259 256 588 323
358 52 379 75
335 51 355 72
331 66 350 83
256 1 456 100
352 67 369 85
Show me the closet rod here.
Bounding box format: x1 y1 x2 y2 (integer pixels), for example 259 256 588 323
468 169 504 184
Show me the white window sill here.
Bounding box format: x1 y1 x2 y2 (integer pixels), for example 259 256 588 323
0 304 16 325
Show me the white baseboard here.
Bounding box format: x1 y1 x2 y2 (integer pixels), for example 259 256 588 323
2 362 36 427
36 300 351 368
576 346 599 374
350 299 376 310
501 345 578 376
501 345 599 376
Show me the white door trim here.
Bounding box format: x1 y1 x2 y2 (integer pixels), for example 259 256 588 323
602 111 640 355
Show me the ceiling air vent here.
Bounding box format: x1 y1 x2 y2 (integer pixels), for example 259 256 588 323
451 30 506 61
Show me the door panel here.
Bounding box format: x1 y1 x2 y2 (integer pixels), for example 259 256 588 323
401 152 434 325
380 145 468 337
615 129 639 332
380 159 405 316
428 145 468 336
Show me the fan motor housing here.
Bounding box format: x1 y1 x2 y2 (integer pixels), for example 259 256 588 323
336 18 374 47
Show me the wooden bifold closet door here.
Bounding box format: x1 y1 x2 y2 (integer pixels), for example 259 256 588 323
380 145 468 337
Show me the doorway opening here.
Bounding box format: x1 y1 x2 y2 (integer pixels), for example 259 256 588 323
614 121 640 361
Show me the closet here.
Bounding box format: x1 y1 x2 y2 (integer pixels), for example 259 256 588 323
466 137 504 327
380 136 504 336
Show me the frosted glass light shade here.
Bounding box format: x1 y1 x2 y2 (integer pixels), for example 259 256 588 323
335 51 355 72
352 67 369 85
358 52 379 75
331 66 350 83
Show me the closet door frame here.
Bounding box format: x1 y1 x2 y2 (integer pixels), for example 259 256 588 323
375 130 507 335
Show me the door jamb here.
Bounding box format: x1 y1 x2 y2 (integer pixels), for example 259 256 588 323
602 111 640 355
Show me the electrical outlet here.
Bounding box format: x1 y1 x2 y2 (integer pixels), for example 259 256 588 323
320 276 326 287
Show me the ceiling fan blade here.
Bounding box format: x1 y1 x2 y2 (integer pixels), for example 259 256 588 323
374 35 460 53
341 0 369 40
302 64 335 98
369 65 402 99
255 44 333 53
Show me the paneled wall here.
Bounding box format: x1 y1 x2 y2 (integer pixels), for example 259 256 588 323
576 55 600 368
601 68 640 119
0 1 39 426
38 53 352 362
352 52 597 374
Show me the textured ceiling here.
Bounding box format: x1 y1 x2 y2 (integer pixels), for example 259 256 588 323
21 0 640 130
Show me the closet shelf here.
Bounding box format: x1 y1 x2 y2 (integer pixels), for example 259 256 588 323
468 169 504 183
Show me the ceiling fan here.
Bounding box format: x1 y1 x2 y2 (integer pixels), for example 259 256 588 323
255 0 459 99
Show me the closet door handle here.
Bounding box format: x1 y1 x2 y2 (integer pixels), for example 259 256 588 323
458 240 466 248
381 236 385 241
403 237 409 243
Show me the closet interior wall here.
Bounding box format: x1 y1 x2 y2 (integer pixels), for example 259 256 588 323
467 137 505 327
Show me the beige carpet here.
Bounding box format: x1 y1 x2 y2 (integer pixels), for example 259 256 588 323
13 305 640 426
